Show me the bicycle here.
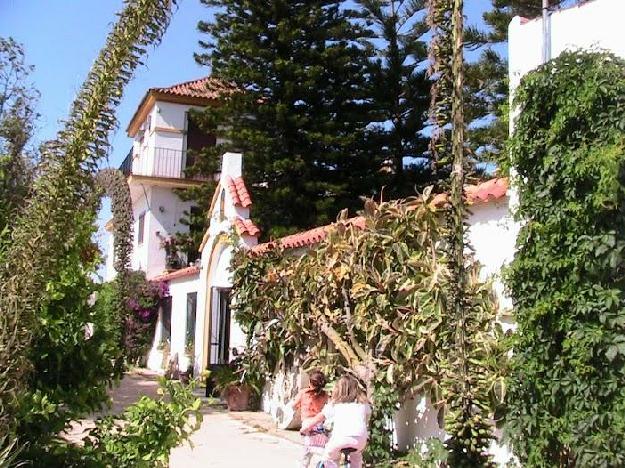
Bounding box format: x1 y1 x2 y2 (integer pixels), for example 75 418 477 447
315 446 358 468
340 447 357 468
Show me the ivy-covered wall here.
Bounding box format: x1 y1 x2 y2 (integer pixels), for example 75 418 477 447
505 50 625 466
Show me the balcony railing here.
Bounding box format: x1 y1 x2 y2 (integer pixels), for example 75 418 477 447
119 147 207 181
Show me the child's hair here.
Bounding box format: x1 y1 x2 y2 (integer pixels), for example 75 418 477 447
308 369 326 396
332 374 366 403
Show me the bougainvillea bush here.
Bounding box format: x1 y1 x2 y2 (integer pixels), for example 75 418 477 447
505 50 625 466
120 271 169 365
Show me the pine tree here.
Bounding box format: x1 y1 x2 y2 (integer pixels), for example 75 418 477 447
357 0 433 199
195 0 383 238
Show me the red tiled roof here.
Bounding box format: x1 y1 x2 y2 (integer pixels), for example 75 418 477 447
152 77 235 100
251 178 509 255
152 266 200 282
225 176 252 208
251 217 366 254
431 177 509 207
234 217 261 237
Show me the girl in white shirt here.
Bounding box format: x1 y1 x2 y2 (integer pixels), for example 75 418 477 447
300 374 371 468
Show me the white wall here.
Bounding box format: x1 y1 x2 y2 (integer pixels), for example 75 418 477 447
509 0 625 94
130 192 150 273
131 101 206 178
146 186 195 279
147 274 200 372
467 198 519 315
124 185 196 280
194 153 258 373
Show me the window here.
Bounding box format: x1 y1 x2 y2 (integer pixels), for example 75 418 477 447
137 213 145 244
185 113 216 171
161 297 172 345
186 292 198 353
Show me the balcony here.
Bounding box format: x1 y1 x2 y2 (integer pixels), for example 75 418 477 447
119 147 208 181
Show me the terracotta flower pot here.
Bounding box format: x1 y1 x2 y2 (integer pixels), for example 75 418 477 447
226 384 252 411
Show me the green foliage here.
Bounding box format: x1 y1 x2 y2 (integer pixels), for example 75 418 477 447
427 0 496 464
232 195 503 462
384 438 448 467
26 380 203 468
81 380 202 467
505 50 625 466
0 36 38 232
0 0 177 442
16 211 124 457
196 0 385 238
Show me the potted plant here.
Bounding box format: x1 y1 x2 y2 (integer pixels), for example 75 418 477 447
212 361 259 412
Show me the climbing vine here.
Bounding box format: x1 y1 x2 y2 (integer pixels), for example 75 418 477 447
232 196 505 462
95 168 135 365
505 50 625 466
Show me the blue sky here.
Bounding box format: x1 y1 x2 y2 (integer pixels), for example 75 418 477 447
1 0 495 275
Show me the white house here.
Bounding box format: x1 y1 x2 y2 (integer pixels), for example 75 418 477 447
105 0 625 462
145 152 259 374
104 77 231 281
509 0 625 94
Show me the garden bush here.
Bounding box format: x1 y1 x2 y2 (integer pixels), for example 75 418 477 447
17 211 124 456
505 50 625 466
25 379 203 467
232 196 506 462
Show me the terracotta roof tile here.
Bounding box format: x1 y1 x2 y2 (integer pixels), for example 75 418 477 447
225 176 252 208
431 177 509 208
234 217 261 237
153 77 235 100
251 177 509 254
152 266 200 282
251 217 365 254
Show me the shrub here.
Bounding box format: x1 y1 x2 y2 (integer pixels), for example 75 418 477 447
232 197 504 462
17 211 124 455
25 379 203 467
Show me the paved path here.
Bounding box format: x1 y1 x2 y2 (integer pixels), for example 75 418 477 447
74 370 309 467
170 409 305 468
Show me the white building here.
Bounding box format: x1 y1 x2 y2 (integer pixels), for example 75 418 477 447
105 0 625 462
146 152 259 374
509 0 625 94
104 77 231 281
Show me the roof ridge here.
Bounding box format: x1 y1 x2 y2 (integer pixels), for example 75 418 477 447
251 177 509 255
155 76 213 91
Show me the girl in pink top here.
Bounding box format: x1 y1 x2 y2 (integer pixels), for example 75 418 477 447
292 370 328 467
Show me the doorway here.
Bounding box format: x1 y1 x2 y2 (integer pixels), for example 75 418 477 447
210 287 231 365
